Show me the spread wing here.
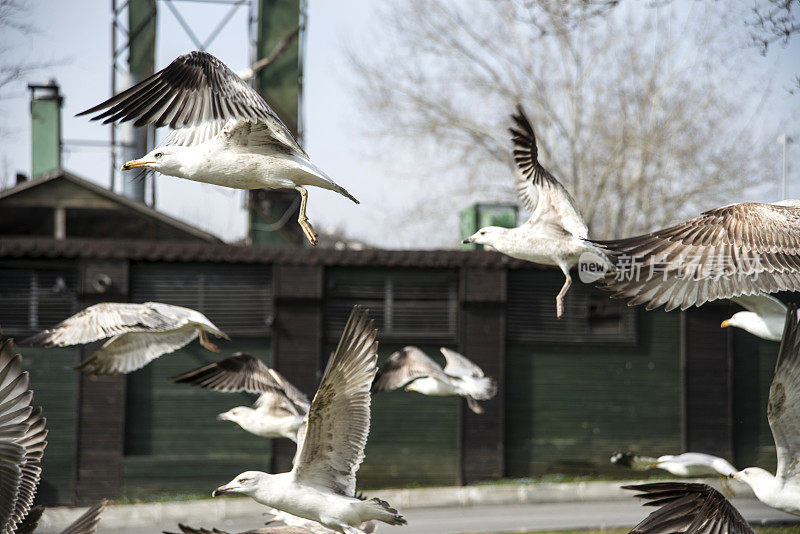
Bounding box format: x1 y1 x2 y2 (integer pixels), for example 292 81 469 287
291 306 378 496
60 500 107 534
730 293 788 319
624 482 753 534
439 347 484 378
768 303 800 483
509 105 588 239
77 51 302 153
596 202 800 311
371 346 450 392
267 369 310 413
21 302 177 347
0 339 48 534
75 328 199 375
171 353 282 394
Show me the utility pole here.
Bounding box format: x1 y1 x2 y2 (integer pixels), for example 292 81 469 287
778 134 792 200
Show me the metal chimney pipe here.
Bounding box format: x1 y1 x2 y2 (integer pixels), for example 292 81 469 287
28 79 63 178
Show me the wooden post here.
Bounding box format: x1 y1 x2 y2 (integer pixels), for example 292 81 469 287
73 259 129 504
682 303 734 458
459 267 506 483
271 264 323 472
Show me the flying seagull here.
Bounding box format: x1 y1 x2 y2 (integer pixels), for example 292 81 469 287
595 200 800 312
730 303 800 516
212 306 406 532
0 339 107 534
77 51 358 246
624 482 754 534
22 302 228 375
372 346 497 414
610 451 738 496
164 524 313 534
171 353 310 442
721 293 791 341
462 105 610 318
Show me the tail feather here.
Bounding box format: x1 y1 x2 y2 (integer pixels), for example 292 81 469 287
353 497 406 526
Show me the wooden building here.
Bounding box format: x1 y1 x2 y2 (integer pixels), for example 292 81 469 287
0 233 782 505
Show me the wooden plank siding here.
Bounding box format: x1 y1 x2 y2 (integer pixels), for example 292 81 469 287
505 307 682 477
683 304 734 459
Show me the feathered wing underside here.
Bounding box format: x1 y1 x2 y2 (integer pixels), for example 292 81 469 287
60 500 107 534
509 105 588 239
77 50 303 154
731 293 788 318
292 306 378 496
21 302 177 347
768 304 800 483
170 353 283 394
624 482 754 534
439 348 484 378
0 339 48 534
268 369 311 412
76 327 199 375
596 203 800 312
371 346 451 392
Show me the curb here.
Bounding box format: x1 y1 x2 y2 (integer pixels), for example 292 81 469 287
37 478 752 532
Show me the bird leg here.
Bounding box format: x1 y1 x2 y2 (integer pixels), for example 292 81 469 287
556 268 572 319
295 186 318 246
198 329 220 352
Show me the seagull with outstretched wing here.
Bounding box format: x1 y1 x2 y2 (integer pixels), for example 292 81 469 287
22 302 228 375
77 51 358 245
462 105 610 318
731 303 800 516
372 346 497 414
171 353 309 442
211 306 406 532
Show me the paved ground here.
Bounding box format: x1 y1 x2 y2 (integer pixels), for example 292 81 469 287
95 498 798 534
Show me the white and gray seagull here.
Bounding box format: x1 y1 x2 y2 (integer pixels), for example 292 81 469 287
212 306 406 532
462 105 610 318
730 303 800 516
610 451 738 497
22 302 228 375
595 201 800 312
371 346 497 414
721 293 793 342
77 51 358 245
171 353 310 442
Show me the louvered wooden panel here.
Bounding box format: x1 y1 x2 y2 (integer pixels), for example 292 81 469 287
131 263 272 336
324 268 457 342
507 270 636 345
0 268 79 335
505 310 682 478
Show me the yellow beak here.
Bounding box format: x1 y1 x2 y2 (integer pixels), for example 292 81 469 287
721 319 732 328
121 159 149 171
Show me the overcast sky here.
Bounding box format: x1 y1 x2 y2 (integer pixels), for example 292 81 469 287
1 1 798 247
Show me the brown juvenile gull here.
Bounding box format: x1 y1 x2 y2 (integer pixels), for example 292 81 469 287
22 302 228 375
730 303 800 516
77 51 358 245
212 307 406 532
624 482 754 534
372 346 497 414
462 105 610 318
595 201 800 312
171 353 309 442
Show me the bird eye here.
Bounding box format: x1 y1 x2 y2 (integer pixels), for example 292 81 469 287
154 152 163 158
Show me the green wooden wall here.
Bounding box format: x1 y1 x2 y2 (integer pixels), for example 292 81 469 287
340 343 460 489
122 339 272 499
21 346 80 504
505 310 682 478
732 330 779 472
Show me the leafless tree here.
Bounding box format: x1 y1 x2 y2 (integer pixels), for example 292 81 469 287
348 1 779 243
749 0 799 89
